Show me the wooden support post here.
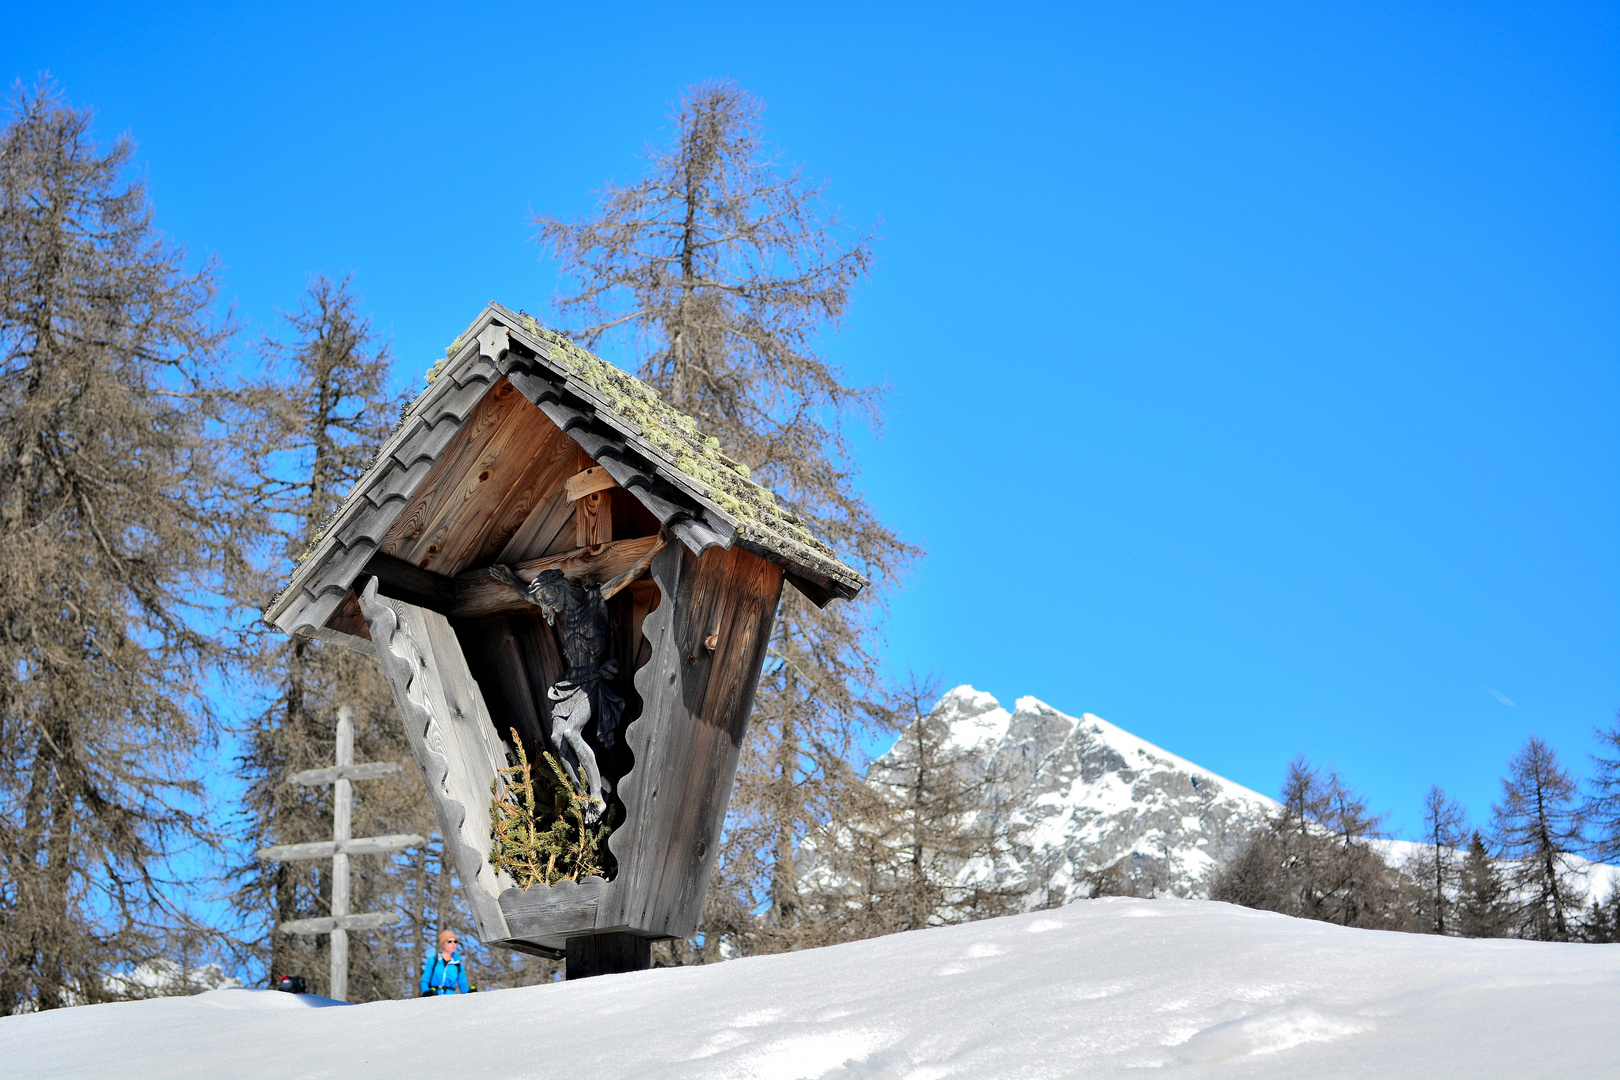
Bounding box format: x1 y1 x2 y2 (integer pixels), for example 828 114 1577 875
565 933 651 980
573 491 612 547
330 705 353 1002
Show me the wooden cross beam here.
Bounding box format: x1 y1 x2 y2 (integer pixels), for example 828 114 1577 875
255 706 425 1001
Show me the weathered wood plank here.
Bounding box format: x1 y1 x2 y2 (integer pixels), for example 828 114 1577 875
574 490 612 548
382 378 529 571
496 488 574 564
498 879 606 945
324 588 372 641
565 466 619 502
449 535 664 619
364 552 456 612
465 420 580 569
405 382 552 575
379 386 516 564
357 580 513 944
256 834 424 861
437 395 576 574
288 762 401 786
603 542 783 939
281 912 402 935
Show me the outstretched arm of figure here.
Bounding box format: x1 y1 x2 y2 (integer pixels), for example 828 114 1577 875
484 562 537 601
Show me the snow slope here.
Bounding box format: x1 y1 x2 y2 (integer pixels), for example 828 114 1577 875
5 899 1616 1079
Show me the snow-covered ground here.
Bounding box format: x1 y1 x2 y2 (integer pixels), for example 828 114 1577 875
6 898 1615 1079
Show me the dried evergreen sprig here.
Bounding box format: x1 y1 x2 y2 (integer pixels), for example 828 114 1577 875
490 728 614 887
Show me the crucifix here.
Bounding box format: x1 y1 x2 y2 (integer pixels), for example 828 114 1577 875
256 705 426 1000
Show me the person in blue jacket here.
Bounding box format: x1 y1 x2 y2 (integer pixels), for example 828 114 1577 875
419 929 471 996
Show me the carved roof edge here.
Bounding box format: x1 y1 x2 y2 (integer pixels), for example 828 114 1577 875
263 304 868 635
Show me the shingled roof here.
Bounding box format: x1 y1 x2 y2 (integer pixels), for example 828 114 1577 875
264 303 867 639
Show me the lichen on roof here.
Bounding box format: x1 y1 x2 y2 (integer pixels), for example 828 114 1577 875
519 321 852 583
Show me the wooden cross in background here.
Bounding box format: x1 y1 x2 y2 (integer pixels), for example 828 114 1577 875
256 706 425 1001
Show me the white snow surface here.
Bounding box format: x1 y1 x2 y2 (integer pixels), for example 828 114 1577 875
6 898 1616 1079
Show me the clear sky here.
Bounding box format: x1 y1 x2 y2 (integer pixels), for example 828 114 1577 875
5 2 1615 840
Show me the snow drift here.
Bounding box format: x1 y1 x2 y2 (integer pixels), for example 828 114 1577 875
4 898 1616 1079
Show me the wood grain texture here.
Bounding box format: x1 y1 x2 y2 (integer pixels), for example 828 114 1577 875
415 385 552 576
573 490 612 549
382 378 553 574
324 589 372 641
449 535 664 619
564 466 619 502
498 879 606 947
604 541 783 939
356 580 513 944
495 488 574 564
379 380 521 569
456 411 583 569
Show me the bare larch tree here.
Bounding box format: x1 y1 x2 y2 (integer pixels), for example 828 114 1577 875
811 677 1025 940
1584 713 1620 864
1212 758 1412 931
0 82 241 1012
1406 785 1468 935
1491 736 1584 941
535 80 919 956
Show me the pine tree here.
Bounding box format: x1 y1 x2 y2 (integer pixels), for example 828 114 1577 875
534 80 918 955
1585 714 1620 864
1211 758 1409 930
1408 785 1467 934
0 82 243 1012
1455 831 1509 938
1491 737 1584 941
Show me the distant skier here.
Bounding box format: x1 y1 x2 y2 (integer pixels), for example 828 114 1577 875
419 929 471 996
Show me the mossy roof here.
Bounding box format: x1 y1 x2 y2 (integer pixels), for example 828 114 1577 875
265 303 866 634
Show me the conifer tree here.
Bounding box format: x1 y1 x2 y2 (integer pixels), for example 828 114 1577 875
230 275 429 997
534 80 917 955
0 82 242 1011
1581 888 1620 943
1408 785 1467 934
1212 759 1409 930
1455 831 1509 938
796 678 1024 943
1491 737 1584 941
1584 714 1620 863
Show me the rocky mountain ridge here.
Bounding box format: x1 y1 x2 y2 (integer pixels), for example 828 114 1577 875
902 685 1279 902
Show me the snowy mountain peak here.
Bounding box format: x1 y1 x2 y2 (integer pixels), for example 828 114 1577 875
919 686 1279 902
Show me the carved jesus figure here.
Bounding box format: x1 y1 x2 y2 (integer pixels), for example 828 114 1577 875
487 564 625 816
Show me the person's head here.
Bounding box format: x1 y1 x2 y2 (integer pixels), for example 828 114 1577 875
437 929 459 957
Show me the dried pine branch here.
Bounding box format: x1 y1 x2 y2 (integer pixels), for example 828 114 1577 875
490 729 612 888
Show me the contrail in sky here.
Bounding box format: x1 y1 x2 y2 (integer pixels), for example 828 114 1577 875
1484 686 1516 707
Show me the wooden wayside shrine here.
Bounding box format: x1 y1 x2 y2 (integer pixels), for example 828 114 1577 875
264 304 866 977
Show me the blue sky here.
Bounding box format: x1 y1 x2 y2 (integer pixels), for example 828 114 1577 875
5 2 1616 840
